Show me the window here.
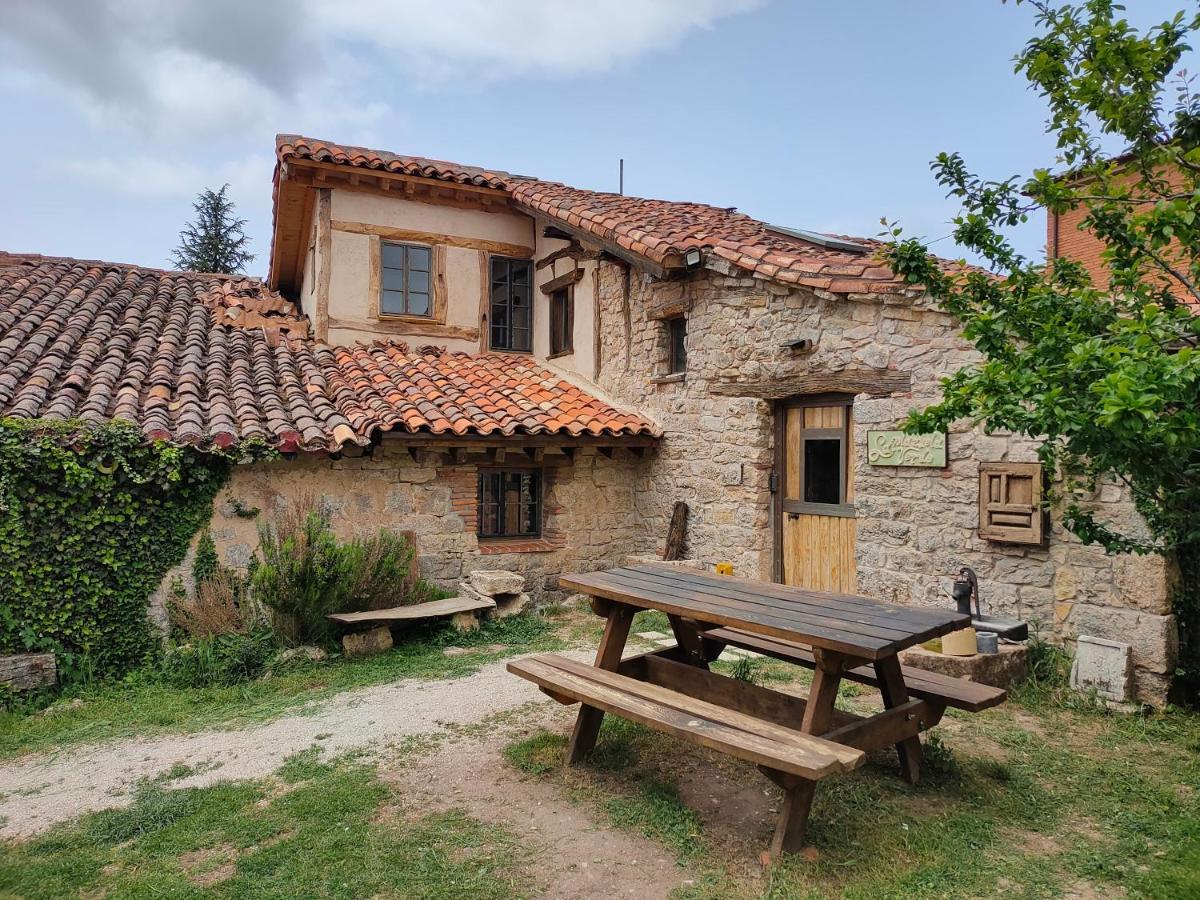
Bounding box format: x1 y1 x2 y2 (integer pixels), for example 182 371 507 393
490 256 532 351
478 470 541 538
549 287 573 356
781 398 853 516
668 316 687 374
978 462 1045 545
380 242 431 317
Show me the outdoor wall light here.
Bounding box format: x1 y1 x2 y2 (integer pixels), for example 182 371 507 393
683 248 703 269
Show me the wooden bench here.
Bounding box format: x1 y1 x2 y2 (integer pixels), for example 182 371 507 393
509 651 865 857
327 595 495 628
703 627 1007 713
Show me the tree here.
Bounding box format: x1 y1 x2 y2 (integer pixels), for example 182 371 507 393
879 0 1200 701
171 184 255 274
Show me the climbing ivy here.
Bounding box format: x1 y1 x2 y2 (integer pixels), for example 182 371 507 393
0 419 264 681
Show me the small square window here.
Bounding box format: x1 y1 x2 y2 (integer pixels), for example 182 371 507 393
380 241 434 318
477 470 542 538
668 317 687 374
550 287 573 355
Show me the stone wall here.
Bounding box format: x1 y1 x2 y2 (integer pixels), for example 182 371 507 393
586 257 1176 703
156 440 650 625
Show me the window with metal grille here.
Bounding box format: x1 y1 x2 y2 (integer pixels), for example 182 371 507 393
477 470 542 538
380 242 432 316
489 256 532 351
668 316 687 374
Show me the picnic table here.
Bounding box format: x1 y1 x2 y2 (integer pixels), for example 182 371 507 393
508 563 1007 860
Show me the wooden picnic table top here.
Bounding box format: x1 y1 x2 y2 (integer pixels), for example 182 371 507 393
559 563 970 661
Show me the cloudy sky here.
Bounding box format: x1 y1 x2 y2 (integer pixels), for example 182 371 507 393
1 1 1193 276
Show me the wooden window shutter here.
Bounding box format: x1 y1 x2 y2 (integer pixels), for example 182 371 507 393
978 462 1045 545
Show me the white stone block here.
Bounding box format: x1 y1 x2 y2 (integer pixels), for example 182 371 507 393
1070 635 1133 702
468 570 525 596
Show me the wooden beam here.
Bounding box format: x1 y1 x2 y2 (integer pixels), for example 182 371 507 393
536 244 600 271
289 158 510 199
487 447 506 463
543 225 574 241
331 220 532 259
524 447 546 462
708 368 912 400
380 432 656 449
520 210 677 278
540 268 585 294
326 316 479 341
314 188 332 342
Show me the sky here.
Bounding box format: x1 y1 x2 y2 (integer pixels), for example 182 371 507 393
1 0 1195 278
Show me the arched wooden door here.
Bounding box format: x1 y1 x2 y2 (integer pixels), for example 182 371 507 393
777 395 857 592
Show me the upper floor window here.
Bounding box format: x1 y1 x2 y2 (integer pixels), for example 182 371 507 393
490 256 532 351
668 316 687 374
549 287 573 356
381 241 431 317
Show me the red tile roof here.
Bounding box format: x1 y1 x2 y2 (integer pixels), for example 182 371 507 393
275 134 919 295
0 254 657 451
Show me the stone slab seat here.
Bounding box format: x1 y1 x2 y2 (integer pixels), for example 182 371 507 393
508 652 865 780
703 627 1007 713
327 595 495 626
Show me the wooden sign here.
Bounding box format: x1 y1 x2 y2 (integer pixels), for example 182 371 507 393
867 431 947 468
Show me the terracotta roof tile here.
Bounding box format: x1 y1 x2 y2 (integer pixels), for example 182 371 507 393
0 253 657 451
274 135 944 295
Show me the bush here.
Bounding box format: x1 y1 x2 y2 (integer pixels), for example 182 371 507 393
251 498 415 647
169 567 261 639
158 629 278 688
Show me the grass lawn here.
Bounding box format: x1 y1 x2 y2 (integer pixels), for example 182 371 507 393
505 669 1200 899
0 613 566 761
0 750 532 899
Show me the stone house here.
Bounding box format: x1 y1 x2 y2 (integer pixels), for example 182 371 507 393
0 134 1177 703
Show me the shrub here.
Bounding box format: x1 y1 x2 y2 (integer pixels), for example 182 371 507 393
158 629 277 688
251 498 415 647
169 567 261 639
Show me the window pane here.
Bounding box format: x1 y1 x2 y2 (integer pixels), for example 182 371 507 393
512 284 530 306
803 438 842 504
407 246 430 271
492 325 509 349
407 292 430 316
381 289 405 314
512 262 530 284
407 269 429 293
669 317 687 373
512 327 530 352
491 258 508 282
512 305 529 329
382 243 406 269
382 267 406 291
491 304 508 329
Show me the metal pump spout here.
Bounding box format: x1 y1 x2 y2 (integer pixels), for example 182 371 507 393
951 566 981 619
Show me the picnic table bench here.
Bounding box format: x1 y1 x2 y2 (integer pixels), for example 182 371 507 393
508 563 1006 860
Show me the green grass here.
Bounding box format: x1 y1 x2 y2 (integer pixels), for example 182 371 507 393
0 613 563 761
504 695 1200 899
0 755 531 899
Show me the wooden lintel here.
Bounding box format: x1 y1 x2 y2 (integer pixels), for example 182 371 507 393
331 220 533 259
540 268 586 294
709 368 913 400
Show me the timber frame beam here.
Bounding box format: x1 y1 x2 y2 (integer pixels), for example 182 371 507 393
709 368 912 400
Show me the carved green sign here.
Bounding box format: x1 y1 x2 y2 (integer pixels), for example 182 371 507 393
866 430 947 468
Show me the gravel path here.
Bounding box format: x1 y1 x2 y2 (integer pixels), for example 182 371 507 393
0 652 585 839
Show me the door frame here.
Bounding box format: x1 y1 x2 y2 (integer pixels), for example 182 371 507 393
771 392 856 584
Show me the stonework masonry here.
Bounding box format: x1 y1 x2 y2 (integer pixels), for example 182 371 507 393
584 257 1176 704
160 442 650 627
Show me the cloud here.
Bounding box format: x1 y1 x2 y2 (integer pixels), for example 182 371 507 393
0 0 762 138
57 153 274 204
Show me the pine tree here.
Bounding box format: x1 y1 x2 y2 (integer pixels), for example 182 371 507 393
171 184 255 274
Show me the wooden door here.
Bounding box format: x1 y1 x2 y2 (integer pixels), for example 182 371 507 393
778 396 857 592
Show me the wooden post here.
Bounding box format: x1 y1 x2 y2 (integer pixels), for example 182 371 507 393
874 655 922 784
759 768 817 860
566 602 635 763
666 614 708 670
664 501 688 561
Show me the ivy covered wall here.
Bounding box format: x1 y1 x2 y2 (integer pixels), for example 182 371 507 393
0 420 238 680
